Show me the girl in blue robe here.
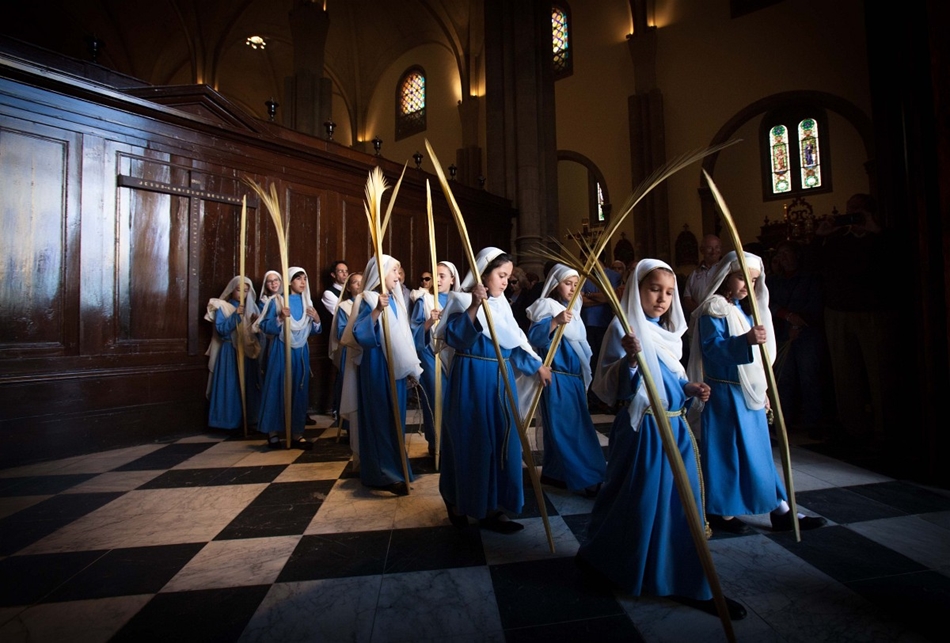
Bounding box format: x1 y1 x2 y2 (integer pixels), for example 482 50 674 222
525 264 605 494
257 267 321 449
205 276 261 430
435 248 552 533
329 271 362 459
341 255 422 495
577 260 746 619
409 261 461 457
687 251 826 533
255 270 282 384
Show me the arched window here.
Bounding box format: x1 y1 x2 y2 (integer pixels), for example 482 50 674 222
761 108 831 200
552 4 573 79
396 67 426 140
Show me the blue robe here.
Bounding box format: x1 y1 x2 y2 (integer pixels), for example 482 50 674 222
353 297 413 487
699 311 787 516
440 311 541 518
411 293 449 450
208 300 260 429
527 316 605 490
257 294 320 437
579 356 710 599
333 304 351 433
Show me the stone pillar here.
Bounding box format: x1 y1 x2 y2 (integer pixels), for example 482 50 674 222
287 1 331 137
484 0 557 274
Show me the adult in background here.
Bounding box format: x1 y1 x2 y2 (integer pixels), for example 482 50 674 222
682 235 722 317
318 260 349 422
815 194 896 453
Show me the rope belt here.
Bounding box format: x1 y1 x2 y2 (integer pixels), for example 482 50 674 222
644 407 687 418
551 368 581 379
705 375 740 385
454 352 510 363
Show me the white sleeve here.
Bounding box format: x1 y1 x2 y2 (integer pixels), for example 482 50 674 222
321 289 338 315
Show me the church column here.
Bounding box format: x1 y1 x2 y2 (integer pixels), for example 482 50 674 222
626 3 671 261
484 0 557 274
285 1 332 136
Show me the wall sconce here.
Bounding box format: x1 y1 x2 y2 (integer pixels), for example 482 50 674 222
372 136 382 156
448 164 457 181
86 36 103 63
413 151 423 169
324 120 336 141
246 36 266 50
264 96 280 122
477 175 486 189
265 98 279 122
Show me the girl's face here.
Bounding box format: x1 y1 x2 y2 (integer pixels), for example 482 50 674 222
232 282 247 301
348 275 363 296
484 261 513 297
555 276 578 303
265 275 281 294
290 273 307 294
437 265 454 293
724 269 759 301
384 263 400 292
639 269 676 319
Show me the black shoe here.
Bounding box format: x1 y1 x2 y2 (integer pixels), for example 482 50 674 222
292 437 313 450
540 474 567 489
479 513 524 534
671 595 747 620
444 500 469 529
707 514 753 535
267 435 282 449
305 416 317 427
771 511 827 532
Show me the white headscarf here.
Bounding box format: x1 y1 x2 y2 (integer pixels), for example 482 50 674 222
277 267 319 349
340 255 422 381
686 251 775 411
525 264 593 389
592 259 686 432
204 276 262 393
254 270 282 334
410 260 462 356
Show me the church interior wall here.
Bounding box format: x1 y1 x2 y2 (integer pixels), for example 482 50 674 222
364 42 467 176
655 0 872 252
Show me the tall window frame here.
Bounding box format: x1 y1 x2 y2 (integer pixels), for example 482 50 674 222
552 3 573 80
760 106 832 201
396 66 426 141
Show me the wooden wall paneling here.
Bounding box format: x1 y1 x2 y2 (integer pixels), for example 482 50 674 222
0 118 80 358
341 195 371 276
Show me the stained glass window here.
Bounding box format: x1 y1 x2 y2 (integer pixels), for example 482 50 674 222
552 4 572 78
798 118 821 189
596 182 606 222
396 68 426 140
770 125 791 194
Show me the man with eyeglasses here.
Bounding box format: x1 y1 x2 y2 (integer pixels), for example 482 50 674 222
319 260 349 423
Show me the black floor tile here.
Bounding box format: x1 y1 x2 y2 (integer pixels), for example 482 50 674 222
385 525 485 574
505 614 644 643
0 474 98 496
277 531 391 582
0 550 106 606
794 487 907 524
408 454 438 475
769 525 926 583
0 492 124 556
292 439 353 462
846 570 950 642
113 442 218 471
562 513 591 546
136 468 229 489
214 502 322 540
247 480 335 506
110 585 271 643
45 543 206 602
519 470 559 519
845 481 950 515
207 465 288 486
490 557 624 630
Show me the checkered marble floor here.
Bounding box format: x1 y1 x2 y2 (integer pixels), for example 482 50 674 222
1 413 948 642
